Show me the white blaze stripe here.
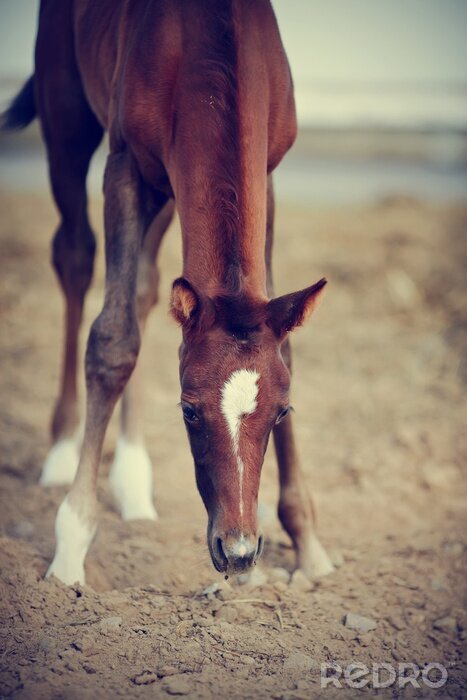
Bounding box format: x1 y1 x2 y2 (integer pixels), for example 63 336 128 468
220 369 260 518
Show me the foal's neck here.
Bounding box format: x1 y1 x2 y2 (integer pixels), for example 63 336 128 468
168 4 271 301
174 133 269 300
179 193 268 301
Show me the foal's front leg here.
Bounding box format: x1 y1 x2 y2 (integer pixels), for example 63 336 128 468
273 343 334 579
265 175 333 579
47 150 151 585
110 200 174 521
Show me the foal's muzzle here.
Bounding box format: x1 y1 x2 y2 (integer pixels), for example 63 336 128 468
210 531 264 574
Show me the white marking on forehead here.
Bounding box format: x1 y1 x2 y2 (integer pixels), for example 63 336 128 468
220 369 260 520
221 369 260 447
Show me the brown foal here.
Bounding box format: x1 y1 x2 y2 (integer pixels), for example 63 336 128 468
3 0 333 583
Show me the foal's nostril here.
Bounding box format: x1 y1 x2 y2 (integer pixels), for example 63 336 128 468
211 533 261 573
214 537 228 569
256 534 264 560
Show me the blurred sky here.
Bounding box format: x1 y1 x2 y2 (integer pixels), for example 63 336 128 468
274 0 467 86
0 0 466 85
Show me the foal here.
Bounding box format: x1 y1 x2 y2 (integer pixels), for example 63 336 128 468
3 0 333 584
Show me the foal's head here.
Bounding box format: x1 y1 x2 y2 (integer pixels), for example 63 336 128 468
170 277 326 575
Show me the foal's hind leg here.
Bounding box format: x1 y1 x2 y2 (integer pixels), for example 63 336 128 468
35 5 103 485
110 200 175 520
266 175 334 579
39 109 103 486
47 149 163 584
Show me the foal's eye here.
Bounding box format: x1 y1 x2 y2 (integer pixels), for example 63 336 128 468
276 406 290 424
181 402 199 424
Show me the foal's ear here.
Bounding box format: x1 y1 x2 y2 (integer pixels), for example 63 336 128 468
267 278 327 338
170 277 199 327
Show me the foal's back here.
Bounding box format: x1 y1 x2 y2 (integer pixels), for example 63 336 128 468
47 0 296 175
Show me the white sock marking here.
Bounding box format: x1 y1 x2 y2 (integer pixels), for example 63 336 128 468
40 438 80 486
220 369 260 519
308 537 335 578
109 437 158 521
46 496 96 585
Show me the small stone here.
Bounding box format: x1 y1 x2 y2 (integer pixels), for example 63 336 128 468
132 671 158 685
202 582 221 596
239 655 256 666
99 616 122 632
175 620 193 637
81 662 97 674
215 605 238 623
387 615 405 631
410 613 425 626
386 268 421 308
50 665 64 676
38 636 55 653
8 520 34 539
191 614 213 628
283 652 316 672
289 569 313 592
273 581 288 594
59 649 76 661
71 635 98 655
392 576 418 590
356 636 370 647
64 661 79 672
329 550 345 568
157 666 178 678
344 613 377 633
269 567 290 584
433 616 458 634
162 674 191 695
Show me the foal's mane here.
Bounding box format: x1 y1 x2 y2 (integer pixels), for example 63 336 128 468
195 0 243 295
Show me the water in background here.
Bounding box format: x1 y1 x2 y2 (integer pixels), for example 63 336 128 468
1 81 466 204
295 82 467 131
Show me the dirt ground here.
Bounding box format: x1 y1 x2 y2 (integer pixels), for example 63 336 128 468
0 190 466 698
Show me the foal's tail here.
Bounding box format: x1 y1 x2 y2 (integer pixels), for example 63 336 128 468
1 75 36 131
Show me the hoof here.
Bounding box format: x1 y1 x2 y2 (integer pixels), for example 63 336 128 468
300 537 335 580
46 496 95 585
46 561 85 586
40 438 80 486
109 438 158 521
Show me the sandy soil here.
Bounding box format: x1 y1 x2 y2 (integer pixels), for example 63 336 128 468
0 191 466 698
